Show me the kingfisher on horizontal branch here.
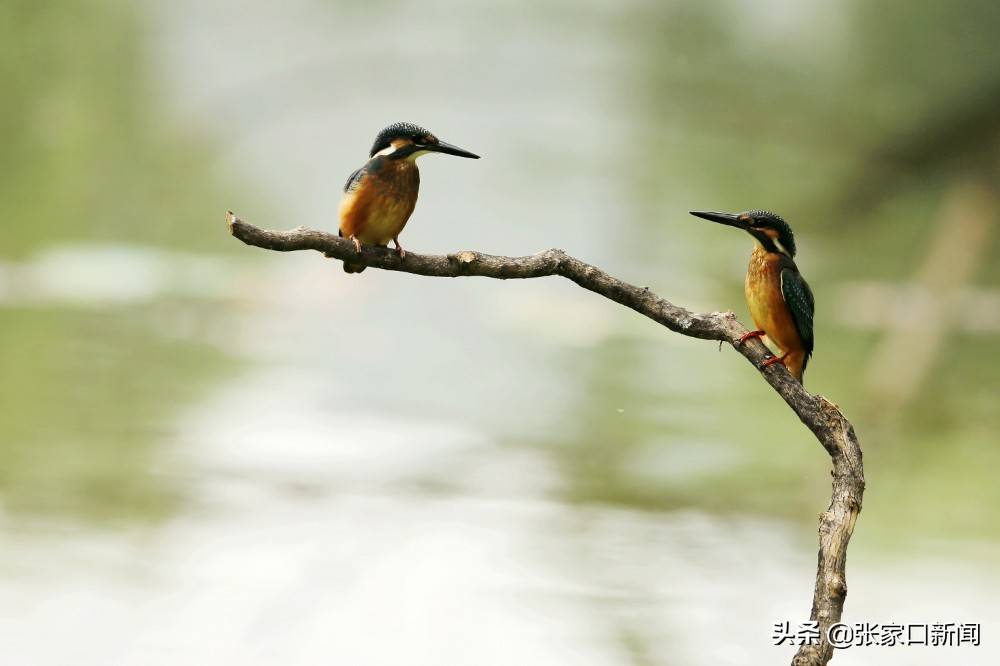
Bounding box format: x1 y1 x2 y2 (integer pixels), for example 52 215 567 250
689 210 815 383
338 122 480 273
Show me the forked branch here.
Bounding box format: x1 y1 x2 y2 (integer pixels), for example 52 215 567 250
226 210 864 666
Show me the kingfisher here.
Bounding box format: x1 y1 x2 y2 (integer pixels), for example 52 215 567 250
689 210 815 383
337 121 479 273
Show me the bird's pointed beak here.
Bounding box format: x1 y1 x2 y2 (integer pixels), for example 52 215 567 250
689 210 746 228
424 140 480 159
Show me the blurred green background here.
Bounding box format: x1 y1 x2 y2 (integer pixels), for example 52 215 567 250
1 1 998 664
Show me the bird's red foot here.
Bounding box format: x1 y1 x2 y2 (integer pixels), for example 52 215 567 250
761 353 788 369
350 235 362 253
393 238 406 259
737 330 766 345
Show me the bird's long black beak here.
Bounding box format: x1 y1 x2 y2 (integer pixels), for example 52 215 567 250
424 140 480 159
689 210 746 228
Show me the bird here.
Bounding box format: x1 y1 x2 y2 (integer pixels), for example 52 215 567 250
337 122 480 273
689 210 815 383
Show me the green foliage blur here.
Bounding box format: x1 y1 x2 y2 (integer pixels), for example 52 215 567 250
1 0 998 556
0 0 238 520
541 0 1000 552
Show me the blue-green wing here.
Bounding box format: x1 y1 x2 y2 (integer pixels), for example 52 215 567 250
780 267 815 355
343 166 365 193
343 156 388 193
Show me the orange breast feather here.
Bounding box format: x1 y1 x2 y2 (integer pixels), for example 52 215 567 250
338 160 419 246
744 249 802 354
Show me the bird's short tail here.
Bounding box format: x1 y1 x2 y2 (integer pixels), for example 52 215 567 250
786 350 808 384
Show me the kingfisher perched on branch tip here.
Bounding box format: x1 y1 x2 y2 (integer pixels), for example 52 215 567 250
337 122 479 273
689 210 815 383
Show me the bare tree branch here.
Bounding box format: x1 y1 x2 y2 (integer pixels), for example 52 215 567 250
226 210 865 666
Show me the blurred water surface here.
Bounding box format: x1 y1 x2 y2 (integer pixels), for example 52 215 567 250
1 0 999 664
